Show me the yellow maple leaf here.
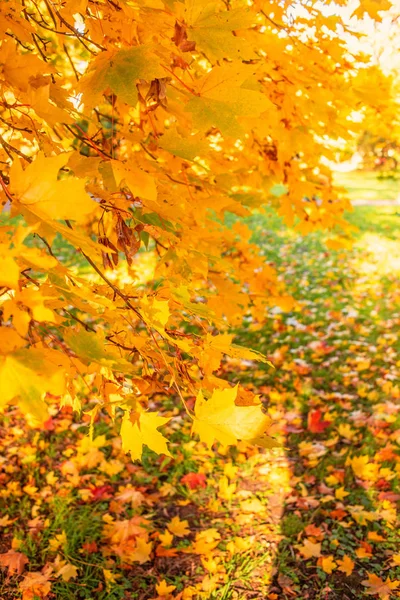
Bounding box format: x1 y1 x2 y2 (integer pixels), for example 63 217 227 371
121 411 171 461
0 253 19 289
353 0 392 21
48 531 67 553
337 423 356 440
54 560 78 582
0 347 66 424
156 579 176 596
140 296 170 330
22 485 38 497
368 531 385 542
335 487 350 500
298 539 322 559
337 555 354 576
0 516 14 527
318 555 337 574
167 516 190 538
218 476 236 501
199 332 272 375
356 360 371 371
391 554 400 567
10 153 96 223
192 385 276 449
111 161 157 201
356 545 372 559
350 455 378 481
103 568 119 589
159 529 174 547
130 538 152 564
186 62 271 137
223 462 239 480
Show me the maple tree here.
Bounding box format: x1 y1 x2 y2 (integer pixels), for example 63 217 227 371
0 0 397 462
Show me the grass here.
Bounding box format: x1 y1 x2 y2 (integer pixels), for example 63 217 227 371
333 171 400 203
1 205 400 599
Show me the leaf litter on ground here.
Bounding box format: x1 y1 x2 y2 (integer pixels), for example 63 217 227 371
0 206 400 600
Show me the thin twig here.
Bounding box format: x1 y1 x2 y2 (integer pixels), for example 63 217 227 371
0 133 33 163
63 43 81 81
63 309 96 332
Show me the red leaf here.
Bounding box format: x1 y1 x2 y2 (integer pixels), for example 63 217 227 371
90 485 113 501
43 417 55 431
180 473 207 489
81 541 98 553
378 492 400 502
307 409 330 433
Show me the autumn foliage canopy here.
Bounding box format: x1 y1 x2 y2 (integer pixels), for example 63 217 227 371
0 0 395 457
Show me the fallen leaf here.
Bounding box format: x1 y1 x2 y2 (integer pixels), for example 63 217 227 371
362 573 399 599
307 409 330 433
337 555 354 576
156 579 176 596
167 516 190 538
298 539 321 559
180 472 207 489
0 550 29 575
318 555 337 574
19 570 52 600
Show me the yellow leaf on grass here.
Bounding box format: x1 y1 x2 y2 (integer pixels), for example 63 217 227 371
22 485 38 496
337 423 356 441
350 455 378 481
368 531 385 542
218 476 236 501
48 531 67 553
103 568 119 588
356 360 371 371
167 516 190 538
298 539 321 559
356 545 372 559
318 555 337 574
156 579 176 596
223 462 239 480
335 487 350 500
337 555 355 576
130 538 152 564
192 385 277 449
391 554 400 566
54 561 78 582
159 530 174 547
121 411 171 461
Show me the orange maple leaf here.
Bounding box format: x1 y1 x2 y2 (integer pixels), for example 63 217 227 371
19 570 52 600
362 573 400 599
0 549 29 575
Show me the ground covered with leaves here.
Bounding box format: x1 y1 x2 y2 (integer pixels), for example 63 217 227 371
1 206 400 600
